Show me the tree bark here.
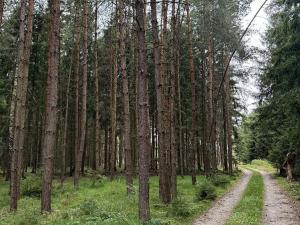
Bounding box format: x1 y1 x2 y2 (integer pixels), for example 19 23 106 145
222 53 233 174
73 0 81 186
110 50 117 177
150 0 171 204
207 38 215 172
186 0 196 185
170 0 178 199
61 58 72 185
136 0 151 221
94 0 101 172
74 0 88 187
10 0 34 211
118 0 133 194
222 53 229 173
201 56 210 175
41 0 60 212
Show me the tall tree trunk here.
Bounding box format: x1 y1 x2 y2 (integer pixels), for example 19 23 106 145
176 10 183 176
170 0 177 199
118 0 133 194
186 0 196 185
94 0 101 172
41 0 60 212
136 0 150 221
150 0 167 203
110 48 117 178
10 0 34 211
61 59 72 185
222 53 229 173
207 38 215 173
74 0 88 187
225 61 233 174
73 0 81 185
110 5 118 178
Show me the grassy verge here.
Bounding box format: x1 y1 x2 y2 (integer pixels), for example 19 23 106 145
225 171 264 225
0 172 241 225
276 177 300 202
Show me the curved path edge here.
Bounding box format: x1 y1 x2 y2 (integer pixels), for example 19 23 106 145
191 169 253 225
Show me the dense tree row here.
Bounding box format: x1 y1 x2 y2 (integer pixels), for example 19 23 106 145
235 0 300 179
0 0 252 222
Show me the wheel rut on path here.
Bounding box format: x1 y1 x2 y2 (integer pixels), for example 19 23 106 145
260 171 300 225
191 170 252 225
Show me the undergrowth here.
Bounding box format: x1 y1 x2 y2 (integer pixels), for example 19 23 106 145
0 172 241 225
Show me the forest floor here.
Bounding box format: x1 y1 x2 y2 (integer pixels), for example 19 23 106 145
0 172 241 225
1 161 299 225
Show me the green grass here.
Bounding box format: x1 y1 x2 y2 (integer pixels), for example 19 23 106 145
0 172 241 225
242 159 276 174
276 177 300 202
225 171 264 225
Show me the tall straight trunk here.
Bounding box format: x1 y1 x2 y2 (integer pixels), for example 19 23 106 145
150 0 169 203
161 0 172 203
136 0 150 221
41 0 60 212
110 40 117 178
202 56 210 175
170 0 177 199
118 0 133 194
74 0 88 187
61 61 71 184
224 57 233 174
109 4 118 178
186 0 196 185
94 0 101 171
10 0 34 211
207 38 215 172
222 54 229 173
0 0 3 27
73 0 81 185
176 7 183 176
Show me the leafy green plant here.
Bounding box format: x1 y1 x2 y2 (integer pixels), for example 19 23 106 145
209 175 230 187
167 197 191 218
196 180 216 201
21 174 42 197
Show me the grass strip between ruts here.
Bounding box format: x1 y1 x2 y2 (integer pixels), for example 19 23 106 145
225 171 264 225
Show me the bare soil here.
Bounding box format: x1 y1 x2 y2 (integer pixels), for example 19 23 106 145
191 170 252 225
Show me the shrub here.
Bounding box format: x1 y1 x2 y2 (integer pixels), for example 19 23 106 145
196 180 216 201
168 197 191 218
209 175 230 187
21 174 42 197
87 170 107 187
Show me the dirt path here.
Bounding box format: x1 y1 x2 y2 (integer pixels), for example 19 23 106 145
260 171 300 225
191 170 252 225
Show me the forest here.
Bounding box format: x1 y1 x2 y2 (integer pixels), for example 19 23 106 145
0 0 299 224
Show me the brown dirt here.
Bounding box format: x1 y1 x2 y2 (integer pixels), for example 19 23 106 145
191 170 252 225
261 171 300 225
